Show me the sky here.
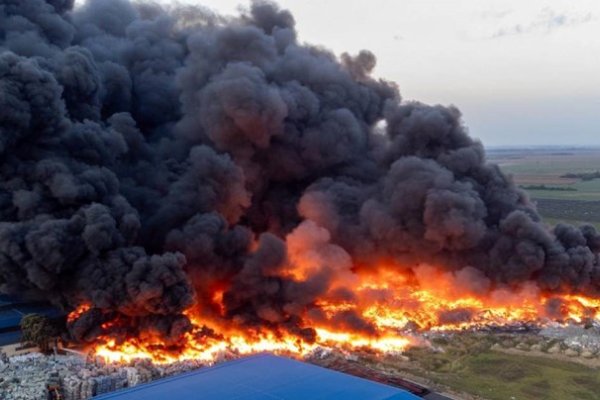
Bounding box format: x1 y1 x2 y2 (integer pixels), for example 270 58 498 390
75 0 600 147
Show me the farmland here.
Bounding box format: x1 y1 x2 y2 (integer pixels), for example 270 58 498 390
489 147 600 229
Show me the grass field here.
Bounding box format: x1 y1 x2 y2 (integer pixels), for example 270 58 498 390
525 179 600 201
489 148 600 227
490 148 600 179
395 334 600 400
438 351 600 400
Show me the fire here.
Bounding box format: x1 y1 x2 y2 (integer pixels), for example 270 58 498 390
91 332 412 365
90 320 412 365
69 263 600 365
67 303 91 323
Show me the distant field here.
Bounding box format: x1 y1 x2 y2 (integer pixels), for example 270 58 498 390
542 217 600 231
533 198 600 228
525 179 600 201
437 351 600 400
490 149 600 178
395 334 600 400
489 148 600 227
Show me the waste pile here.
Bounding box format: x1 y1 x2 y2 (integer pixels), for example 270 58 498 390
539 324 600 357
0 352 211 400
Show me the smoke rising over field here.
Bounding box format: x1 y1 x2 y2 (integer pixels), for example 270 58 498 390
0 0 599 342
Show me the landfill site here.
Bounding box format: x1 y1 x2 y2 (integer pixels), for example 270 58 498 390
2 324 600 400
1 0 600 399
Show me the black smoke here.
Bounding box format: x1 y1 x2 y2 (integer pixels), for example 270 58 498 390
0 0 599 342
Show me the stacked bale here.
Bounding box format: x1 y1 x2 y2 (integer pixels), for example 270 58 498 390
0 352 214 400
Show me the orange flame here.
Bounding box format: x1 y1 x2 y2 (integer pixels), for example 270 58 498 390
67 303 91 323
69 263 600 365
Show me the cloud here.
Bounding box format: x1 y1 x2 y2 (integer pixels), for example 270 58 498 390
480 9 513 20
491 7 593 38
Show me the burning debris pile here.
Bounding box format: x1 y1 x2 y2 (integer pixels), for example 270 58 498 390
0 0 599 364
3 324 600 400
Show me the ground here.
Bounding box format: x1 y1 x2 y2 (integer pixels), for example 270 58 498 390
401 333 600 400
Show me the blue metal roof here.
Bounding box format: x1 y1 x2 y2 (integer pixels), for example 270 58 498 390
94 354 419 400
0 330 21 346
0 309 23 329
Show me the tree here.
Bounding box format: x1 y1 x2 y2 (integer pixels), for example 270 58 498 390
20 314 57 353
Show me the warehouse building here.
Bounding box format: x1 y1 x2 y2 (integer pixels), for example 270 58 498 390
94 353 420 400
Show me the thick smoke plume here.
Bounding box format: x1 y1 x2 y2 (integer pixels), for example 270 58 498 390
0 0 599 342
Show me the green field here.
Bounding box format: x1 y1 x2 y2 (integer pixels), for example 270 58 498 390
489 148 600 227
491 149 600 178
395 334 600 400
437 351 600 400
525 179 600 201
